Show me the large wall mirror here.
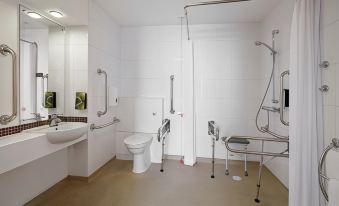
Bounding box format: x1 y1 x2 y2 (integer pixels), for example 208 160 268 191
17 1 88 125
19 5 65 123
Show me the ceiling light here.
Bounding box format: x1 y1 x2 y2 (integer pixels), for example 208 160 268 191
49 11 63 18
27 12 42 19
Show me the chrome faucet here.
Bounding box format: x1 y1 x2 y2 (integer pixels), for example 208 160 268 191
49 114 62 127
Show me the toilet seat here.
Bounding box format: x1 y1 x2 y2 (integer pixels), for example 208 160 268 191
124 134 152 147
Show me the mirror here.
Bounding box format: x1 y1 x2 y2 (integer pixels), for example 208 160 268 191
19 5 65 123
19 1 89 123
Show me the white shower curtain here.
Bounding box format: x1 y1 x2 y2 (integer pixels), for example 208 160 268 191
289 0 324 206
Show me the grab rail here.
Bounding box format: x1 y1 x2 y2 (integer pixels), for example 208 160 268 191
318 138 339 201
223 136 289 158
0 44 17 125
170 75 175 114
97 69 108 117
90 117 120 131
280 70 289 126
157 119 170 172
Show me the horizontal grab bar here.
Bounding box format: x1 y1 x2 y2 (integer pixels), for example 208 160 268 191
223 136 289 158
90 117 120 131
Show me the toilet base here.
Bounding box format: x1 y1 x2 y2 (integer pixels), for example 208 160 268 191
132 153 151 173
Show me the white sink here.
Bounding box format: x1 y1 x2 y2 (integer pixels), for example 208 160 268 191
24 122 88 144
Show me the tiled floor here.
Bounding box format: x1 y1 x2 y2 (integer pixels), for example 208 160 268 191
26 159 288 206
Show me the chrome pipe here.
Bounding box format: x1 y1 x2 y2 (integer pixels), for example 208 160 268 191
0 44 17 125
184 0 251 9
97 68 108 117
224 136 289 158
184 0 251 40
280 70 290 126
170 75 175 114
318 138 339 201
90 117 120 131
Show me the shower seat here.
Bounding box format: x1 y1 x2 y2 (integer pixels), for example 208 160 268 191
222 137 249 176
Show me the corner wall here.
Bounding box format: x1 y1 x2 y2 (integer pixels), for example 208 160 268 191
260 0 295 188
87 0 121 175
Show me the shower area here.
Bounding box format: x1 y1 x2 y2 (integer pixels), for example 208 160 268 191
117 0 293 192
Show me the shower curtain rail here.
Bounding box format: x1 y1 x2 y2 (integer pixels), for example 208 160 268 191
184 0 251 40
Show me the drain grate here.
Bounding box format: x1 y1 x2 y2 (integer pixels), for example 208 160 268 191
232 176 242 181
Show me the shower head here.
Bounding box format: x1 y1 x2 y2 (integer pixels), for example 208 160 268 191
255 41 277 54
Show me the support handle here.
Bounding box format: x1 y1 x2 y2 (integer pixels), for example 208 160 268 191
0 44 17 125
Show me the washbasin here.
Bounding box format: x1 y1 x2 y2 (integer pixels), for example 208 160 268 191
23 122 88 144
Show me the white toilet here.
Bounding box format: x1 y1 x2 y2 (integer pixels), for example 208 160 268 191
124 134 153 173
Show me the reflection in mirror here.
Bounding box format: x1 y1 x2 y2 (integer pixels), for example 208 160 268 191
19 5 65 123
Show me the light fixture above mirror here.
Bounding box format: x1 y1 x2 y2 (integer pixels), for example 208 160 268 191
49 11 64 18
26 11 42 19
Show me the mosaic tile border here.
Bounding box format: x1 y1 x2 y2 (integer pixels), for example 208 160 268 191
0 116 87 138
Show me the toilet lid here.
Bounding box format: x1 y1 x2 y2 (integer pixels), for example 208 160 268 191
124 134 152 145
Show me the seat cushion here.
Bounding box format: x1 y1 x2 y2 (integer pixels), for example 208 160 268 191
224 137 250 145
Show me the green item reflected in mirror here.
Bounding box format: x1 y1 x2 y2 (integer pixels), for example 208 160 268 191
44 92 56 108
75 92 87 110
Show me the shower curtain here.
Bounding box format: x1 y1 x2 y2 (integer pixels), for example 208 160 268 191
289 0 324 206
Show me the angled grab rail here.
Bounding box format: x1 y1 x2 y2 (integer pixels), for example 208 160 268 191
0 44 17 125
318 138 339 201
97 68 108 117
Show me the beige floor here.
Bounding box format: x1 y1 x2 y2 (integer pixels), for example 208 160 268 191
26 159 288 206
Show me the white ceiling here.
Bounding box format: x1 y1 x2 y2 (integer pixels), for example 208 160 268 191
95 0 283 26
20 0 88 26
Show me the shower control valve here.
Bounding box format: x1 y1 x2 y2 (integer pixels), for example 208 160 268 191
319 85 329 93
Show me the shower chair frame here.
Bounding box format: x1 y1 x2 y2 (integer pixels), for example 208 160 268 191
208 121 219 178
158 119 171 172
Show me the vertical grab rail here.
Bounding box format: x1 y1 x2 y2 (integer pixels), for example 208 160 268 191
170 75 175 114
0 44 17 125
97 68 108 117
280 70 289 126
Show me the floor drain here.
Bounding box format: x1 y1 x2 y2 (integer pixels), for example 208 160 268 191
232 176 242 181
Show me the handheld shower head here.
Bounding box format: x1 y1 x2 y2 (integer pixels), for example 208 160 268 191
255 41 277 54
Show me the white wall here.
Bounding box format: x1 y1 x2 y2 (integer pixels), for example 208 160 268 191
118 26 183 159
88 0 121 175
118 23 271 163
322 0 339 183
259 0 294 188
0 0 20 128
190 23 263 161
